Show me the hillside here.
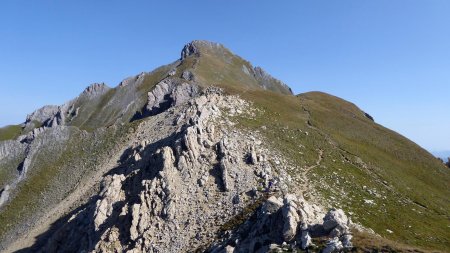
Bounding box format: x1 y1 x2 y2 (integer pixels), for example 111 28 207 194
0 40 448 252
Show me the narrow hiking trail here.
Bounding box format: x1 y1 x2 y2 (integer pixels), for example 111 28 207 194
307 149 324 171
298 149 323 196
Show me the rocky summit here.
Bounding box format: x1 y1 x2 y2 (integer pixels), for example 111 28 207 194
0 40 449 253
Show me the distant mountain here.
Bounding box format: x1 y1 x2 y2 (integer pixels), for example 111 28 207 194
0 40 448 252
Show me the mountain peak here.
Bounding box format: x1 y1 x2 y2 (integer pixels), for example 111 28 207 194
82 82 110 96
2 40 448 252
180 40 225 59
180 40 293 95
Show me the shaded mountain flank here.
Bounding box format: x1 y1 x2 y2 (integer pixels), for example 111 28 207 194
0 40 448 253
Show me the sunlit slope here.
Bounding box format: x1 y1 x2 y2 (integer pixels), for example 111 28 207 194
0 40 448 251
297 92 450 248
184 44 450 250
230 89 450 251
0 65 173 247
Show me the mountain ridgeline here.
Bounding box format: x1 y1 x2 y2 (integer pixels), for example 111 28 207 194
0 40 448 252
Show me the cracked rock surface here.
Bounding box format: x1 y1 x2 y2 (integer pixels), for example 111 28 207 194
36 87 323 253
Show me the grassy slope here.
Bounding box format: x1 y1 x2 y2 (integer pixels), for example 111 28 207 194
298 92 450 250
239 89 449 251
67 64 172 131
0 66 170 245
190 42 292 95
184 50 450 251
0 125 22 141
0 153 25 191
1 42 448 251
0 125 134 246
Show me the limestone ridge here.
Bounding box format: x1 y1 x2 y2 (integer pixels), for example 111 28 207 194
0 41 352 252
210 197 353 253
19 40 291 132
24 83 111 129
144 79 199 117
28 87 353 252
5 40 444 252
82 82 110 98
252 66 293 95
0 82 113 208
0 125 75 209
36 88 269 252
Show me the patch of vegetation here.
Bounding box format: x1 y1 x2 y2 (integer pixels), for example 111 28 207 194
297 92 449 250
0 155 25 190
82 88 118 131
0 124 131 242
137 64 174 96
1 42 447 252
0 125 22 141
351 230 438 253
220 194 268 232
207 79 449 250
68 64 173 132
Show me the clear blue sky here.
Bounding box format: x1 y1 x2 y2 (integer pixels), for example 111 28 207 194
0 1 449 152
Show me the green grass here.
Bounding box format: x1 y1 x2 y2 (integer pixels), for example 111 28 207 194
0 124 130 241
191 53 450 251
0 125 22 141
184 42 290 95
1 41 448 252
220 194 268 232
296 92 450 250
67 64 172 131
224 88 449 251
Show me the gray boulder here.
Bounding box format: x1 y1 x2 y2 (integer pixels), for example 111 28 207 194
323 208 349 232
181 70 195 81
323 237 344 253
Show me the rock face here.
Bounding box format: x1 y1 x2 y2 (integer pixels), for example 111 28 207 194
253 66 293 95
180 40 293 95
145 79 199 116
282 194 301 242
0 41 360 253
0 185 10 207
181 70 195 81
25 105 59 125
36 87 303 253
0 140 26 161
93 174 126 231
181 40 223 59
22 83 110 130
211 195 353 253
82 83 110 98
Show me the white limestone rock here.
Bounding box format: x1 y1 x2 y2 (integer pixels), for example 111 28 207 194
93 174 126 231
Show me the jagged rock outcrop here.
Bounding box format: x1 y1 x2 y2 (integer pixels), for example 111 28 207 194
145 78 199 116
93 174 127 231
282 194 301 242
23 83 110 129
0 41 366 253
181 70 195 81
0 139 26 161
252 66 293 95
211 195 353 253
25 105 59 126
181 40 223 60
0 185 10 207
35 87 296 252
82 83 111 98
0 126 75 209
